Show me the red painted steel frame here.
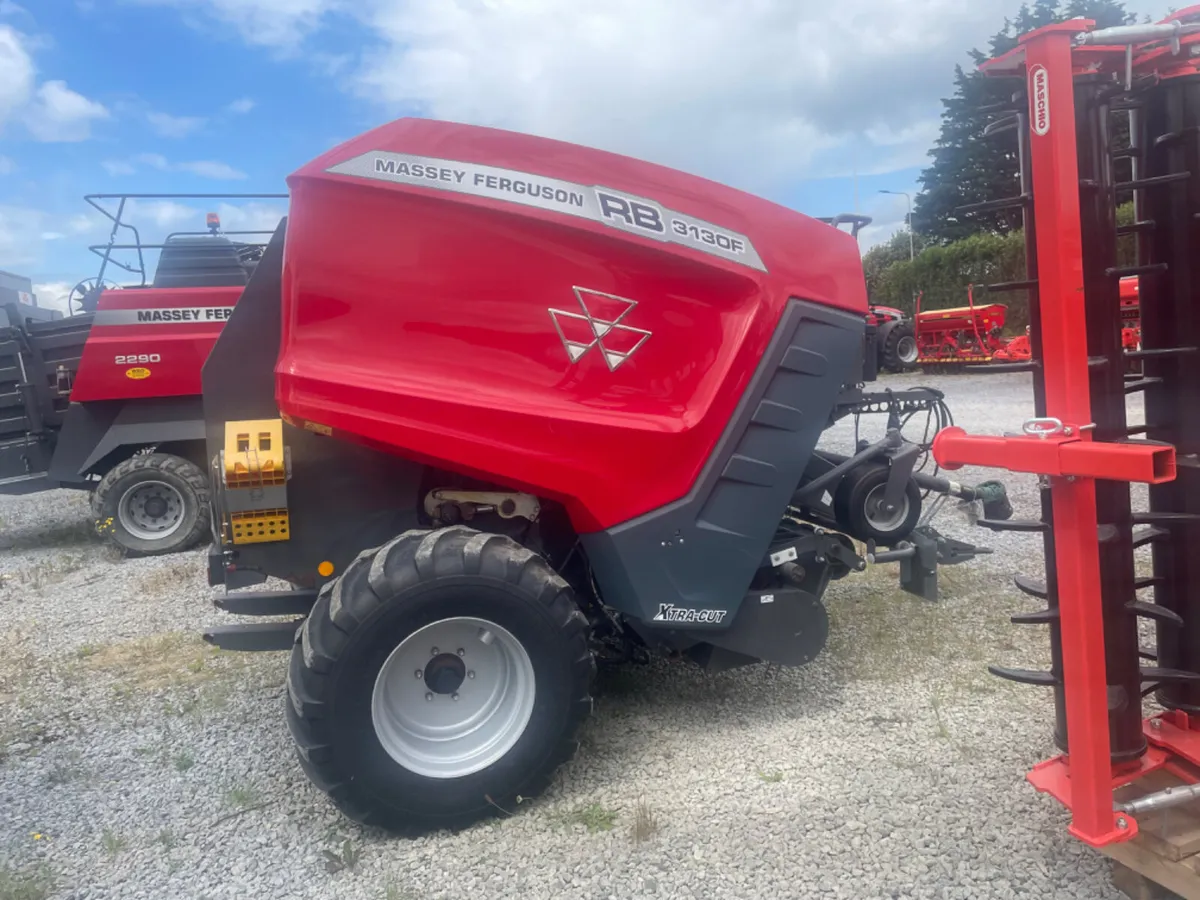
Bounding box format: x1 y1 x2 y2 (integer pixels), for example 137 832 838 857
933 20 1178 848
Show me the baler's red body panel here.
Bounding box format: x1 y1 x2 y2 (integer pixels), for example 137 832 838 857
278 119 867 532
72 287 241 402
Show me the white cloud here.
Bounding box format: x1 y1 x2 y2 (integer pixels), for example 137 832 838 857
105 153 247 180
0 204 52 267
125 198 198 229
136 0 343 48
0 24 34 130
102 159 136 176
147 110 206 137
0 154 14 174
33 281 72 314
857 193 914 253
226 97 255 114
213 201 284 233
23 79 108 141
176 160 247 180
135 152 170 169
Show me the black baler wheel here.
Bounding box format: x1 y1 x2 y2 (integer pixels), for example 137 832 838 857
285 525 596 834
91 452 210 557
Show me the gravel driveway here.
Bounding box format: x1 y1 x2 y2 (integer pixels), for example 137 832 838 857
0 371 1150 900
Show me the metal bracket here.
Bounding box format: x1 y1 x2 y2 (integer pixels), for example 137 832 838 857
425 489 541 522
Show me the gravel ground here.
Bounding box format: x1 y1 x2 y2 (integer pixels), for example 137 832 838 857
0 371 1157 900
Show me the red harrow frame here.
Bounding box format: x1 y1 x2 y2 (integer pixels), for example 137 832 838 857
932 9 1200 863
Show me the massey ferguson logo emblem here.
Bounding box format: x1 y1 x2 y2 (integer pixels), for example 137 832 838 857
652 603 728 624
548 287 651 372
1030 65 1050 136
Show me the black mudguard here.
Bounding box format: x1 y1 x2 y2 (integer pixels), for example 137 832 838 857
202 222 425 589
46 396 206 488
581 299 864 629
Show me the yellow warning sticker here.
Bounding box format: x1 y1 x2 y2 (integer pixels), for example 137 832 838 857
125 367 152 380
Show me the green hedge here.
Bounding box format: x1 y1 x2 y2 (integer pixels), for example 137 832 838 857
865 203 1135 335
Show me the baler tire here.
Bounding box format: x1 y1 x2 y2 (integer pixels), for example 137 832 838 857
91 452 210 557
880 321 918 373
285 526 596 835
833 464 922 545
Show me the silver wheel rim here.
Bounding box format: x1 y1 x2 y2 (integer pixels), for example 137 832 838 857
117 480 186 541
863 484 910 533
896 335 919 364
371 616 536 779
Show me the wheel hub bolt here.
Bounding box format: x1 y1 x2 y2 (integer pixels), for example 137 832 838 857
425 692 434 702
431 647 439 656
457 648 465 656
467 671 475 679
451 693 459 701
415 670 423 679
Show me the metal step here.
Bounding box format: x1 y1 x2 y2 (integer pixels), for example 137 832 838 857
214 588 318 617
202 621 301 652
0 471 50 496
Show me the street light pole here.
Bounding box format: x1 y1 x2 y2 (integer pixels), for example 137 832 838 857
879 189 914 262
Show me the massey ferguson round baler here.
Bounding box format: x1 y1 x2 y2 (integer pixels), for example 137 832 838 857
200 117 1001 834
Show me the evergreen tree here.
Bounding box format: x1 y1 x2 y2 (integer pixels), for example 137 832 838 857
911 1 1135 242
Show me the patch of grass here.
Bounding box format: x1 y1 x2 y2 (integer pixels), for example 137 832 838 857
226 785 260 808
384 885 413 900
138 561 199 597
566 802 618 833
157 829 176 851
12 553 89 591
172 751 194 773
1 519 96 552
322 838 361 874
75 644 99 660
756 770 784 783
78 632 250 696
823 561 1023 683
0 863 54 900
101 827 127 856
931 694 952 743
629 797 659 845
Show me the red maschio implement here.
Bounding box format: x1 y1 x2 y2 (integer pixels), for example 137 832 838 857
934 11 1200 893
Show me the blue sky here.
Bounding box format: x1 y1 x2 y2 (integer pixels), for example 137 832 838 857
1 0 1164 310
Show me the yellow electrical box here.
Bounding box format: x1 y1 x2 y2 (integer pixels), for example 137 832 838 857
221 418 290 545
230 509 291 544
224 418 286 487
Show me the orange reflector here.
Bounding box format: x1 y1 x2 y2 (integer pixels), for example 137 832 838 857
318 561 334 577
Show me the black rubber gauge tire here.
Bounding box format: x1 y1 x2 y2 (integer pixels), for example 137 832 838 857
833 464 922 544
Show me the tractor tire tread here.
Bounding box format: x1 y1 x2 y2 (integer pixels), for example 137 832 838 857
286 525 596 835
91 452 210 557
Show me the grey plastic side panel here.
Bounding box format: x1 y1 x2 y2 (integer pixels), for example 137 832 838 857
581 299 863 625
202 222 426 588
47 397 206 486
